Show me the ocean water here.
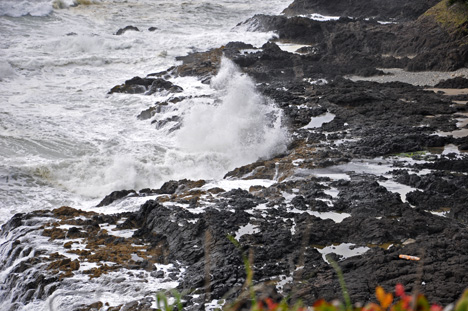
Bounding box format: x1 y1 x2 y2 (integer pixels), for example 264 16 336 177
0 0 290 223
0 1 290 309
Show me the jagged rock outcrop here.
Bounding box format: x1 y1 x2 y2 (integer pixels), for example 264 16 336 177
109 77 183 95
236 0 468 75
282 0 441 22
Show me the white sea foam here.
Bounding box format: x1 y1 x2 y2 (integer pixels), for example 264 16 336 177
0 0 101 18
0 0 291 307
52 0 102 10
0 0 290 218
24 58 288 200
176 57 289 173
308 13 341 21
0 212 181 311
0 0 53 17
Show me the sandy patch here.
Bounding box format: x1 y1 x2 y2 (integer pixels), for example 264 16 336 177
347 68 468 86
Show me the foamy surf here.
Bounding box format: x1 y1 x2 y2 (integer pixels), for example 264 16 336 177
0 0 289 220
175 57 289 172
0 61 17 81
44 58 288 199
0 0 53 17
0 0 291 308
0 0 100 17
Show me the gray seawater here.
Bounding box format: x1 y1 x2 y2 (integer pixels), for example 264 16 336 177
0 0 290 309
0 0 289 223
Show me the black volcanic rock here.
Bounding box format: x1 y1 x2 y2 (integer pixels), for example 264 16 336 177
237 5 468 75
124 172 468 306
146 78 183 95
96 189 137 207
282 0 441 22
435 76 468 88
109 77 183 95
115 25 140 35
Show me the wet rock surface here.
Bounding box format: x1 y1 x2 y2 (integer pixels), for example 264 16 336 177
115 25 140 35
282 0 441 22
235 1 468 75
109 77 183 95
3 0 468 310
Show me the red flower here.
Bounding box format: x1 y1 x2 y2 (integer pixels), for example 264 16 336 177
264 298 279 311
395 284 406 298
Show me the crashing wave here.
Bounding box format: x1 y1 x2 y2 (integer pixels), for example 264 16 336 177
52 0 101 10
175 57 289 173
0 0 53 17
0 0 100 17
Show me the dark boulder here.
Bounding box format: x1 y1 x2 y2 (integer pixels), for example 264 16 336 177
146 78 183 95
108 77 183 95
96 190 137 207
115 25 140 35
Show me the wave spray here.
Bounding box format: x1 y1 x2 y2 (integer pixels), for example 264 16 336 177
172 57 289 179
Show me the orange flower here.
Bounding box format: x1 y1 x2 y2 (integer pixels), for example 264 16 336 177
313 299 327 308
376 286 394 310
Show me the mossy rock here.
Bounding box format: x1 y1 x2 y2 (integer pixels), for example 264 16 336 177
424 0 468 35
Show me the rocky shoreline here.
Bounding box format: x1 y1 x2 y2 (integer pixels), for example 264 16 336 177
2 0 468 310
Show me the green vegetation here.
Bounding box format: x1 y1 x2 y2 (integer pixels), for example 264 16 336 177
327 255 352 311
393 151 426 158
155 290 184 311
157 281 468 311
425 0 468 34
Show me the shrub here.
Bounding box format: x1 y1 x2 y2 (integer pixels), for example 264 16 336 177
224 284 468 311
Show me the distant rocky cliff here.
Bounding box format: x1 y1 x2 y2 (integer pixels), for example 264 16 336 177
282 0 441 21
